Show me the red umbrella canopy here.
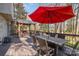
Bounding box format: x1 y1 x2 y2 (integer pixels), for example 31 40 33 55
29 5 75 24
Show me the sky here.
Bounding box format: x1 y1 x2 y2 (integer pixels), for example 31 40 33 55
24 3 39 14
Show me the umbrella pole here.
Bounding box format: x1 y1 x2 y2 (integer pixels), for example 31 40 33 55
47 24 49 45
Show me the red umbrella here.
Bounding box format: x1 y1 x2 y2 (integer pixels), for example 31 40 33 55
29 5 75 24
29 5 75 34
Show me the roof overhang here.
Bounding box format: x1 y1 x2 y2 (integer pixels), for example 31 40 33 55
0 13 12 22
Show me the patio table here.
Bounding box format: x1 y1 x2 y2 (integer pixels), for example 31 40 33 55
35 35 67 55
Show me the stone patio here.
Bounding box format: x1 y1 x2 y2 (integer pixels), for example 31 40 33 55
5 43 37 56
0 36 37 56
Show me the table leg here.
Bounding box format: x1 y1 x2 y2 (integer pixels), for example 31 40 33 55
56 45 59 56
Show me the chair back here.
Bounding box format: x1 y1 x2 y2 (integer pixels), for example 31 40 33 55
50 33 57 37
58 34 65 39
31 35 38 46
37 38 48 54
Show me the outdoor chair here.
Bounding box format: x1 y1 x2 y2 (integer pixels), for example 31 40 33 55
31 35 39 47
37 38 54 56
31 35 40 55
35 31 40 35
59 41 79 56
58 34 65 39
50 33 57 37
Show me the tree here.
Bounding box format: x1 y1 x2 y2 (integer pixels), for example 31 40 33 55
14 3 27 20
